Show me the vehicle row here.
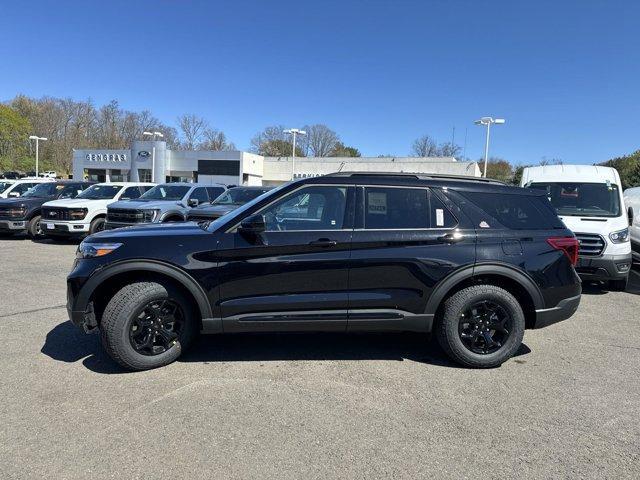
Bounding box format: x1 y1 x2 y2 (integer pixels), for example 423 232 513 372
0 180 272 239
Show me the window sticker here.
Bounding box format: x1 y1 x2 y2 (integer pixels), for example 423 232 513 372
435 208 444 227
368 192 387 215
479 221 490 228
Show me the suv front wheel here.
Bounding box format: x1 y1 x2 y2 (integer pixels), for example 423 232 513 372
100 281 198 370
436 285 525 368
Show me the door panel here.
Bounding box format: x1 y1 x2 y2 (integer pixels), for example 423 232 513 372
216 185 354 332
347 186 476 331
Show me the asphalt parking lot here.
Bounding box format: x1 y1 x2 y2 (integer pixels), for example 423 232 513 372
0 236 639 479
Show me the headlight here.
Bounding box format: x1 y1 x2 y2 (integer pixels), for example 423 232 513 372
143 209 160 222
76 242 123 259
69 208 88 220
5 207 27 218
609 228 629 243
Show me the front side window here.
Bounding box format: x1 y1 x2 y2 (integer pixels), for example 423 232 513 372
363 187 456 229
528 182 621 218
77 184 122 200
261 185 348 231
189 187 209 204
206 186 226 201
140 185 191 201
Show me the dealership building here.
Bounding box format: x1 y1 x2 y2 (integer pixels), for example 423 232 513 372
72 140 481 186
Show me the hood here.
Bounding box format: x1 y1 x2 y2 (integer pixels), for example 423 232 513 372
190 203 237 216
0 197 42 208
44 198 107 207
88 221 208 240
109 199 183 210
558 214 627 235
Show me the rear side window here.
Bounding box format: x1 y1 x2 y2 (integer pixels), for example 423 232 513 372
363 187 457 229
206 186 225 200
461 191 564 230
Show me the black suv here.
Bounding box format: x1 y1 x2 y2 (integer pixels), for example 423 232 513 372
0 181 93 238
67 173 581 370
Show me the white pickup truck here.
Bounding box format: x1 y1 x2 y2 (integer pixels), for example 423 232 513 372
41 182 155 237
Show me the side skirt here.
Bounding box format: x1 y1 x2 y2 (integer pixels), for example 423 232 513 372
202 309 433 334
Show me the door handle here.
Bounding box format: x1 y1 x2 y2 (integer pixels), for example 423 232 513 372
437 232 463 244
309 238 337 247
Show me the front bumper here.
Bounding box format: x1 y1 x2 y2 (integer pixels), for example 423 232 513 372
41 220 89 235
0 219 27 231
574 253 632 281
533 294 581 329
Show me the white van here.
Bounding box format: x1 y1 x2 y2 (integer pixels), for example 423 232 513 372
623 187 640 259
521 165 631 290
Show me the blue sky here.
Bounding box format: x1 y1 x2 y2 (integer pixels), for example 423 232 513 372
1 0 639 164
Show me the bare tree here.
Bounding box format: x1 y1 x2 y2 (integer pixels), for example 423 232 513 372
438 141 462 158
250 125 287 155
299 124 339 157
199 128 236 151
411 135 439 156
177 114 209 150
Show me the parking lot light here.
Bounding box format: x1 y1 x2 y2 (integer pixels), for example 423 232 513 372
28 136 48 177
283 128 307 180
474 117 505 177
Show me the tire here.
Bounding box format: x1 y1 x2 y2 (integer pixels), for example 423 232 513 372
436 285 525 368
27 215 43 238
89 217 105 235
608 278 628 291
100 281 199 371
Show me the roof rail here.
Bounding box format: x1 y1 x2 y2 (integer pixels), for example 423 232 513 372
324 171 507 185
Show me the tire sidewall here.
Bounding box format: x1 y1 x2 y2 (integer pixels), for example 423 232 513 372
28 215 43 238
89 217 106 235
103 283 197 370
442 287 525 367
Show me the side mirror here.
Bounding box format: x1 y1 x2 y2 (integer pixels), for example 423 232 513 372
188 199 199 207
239 213 266 234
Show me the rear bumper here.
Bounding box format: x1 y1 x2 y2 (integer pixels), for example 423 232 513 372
533 294 581 329
0 220 27 231
575 253 632 281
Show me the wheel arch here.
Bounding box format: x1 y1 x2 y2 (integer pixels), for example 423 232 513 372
78 260 213 327
426 263 544 329
160 211 185 222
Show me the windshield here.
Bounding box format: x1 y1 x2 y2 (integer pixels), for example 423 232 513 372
0 182 14 194
141 185 191 201
22 183 64 198
77 184 122 200
213 188 270 205
528 182 621 217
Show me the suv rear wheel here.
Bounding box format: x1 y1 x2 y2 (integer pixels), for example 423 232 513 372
436 285 525 368
100 281 198 371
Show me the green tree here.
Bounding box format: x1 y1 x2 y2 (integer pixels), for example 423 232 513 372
483 157 513 182
0 105 32 171
330 142 361 157
599 151 640 189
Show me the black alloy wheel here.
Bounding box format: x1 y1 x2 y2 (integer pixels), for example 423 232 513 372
458 300 512 355
129 299 184 356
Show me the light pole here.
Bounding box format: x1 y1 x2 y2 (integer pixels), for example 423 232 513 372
143 131 164 182
283 128 307 180
474 117 505 177
28 136 48 177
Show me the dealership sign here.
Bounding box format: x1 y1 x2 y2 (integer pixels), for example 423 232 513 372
85 153 127 162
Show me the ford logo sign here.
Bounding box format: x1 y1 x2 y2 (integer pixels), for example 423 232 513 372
138 151 150 158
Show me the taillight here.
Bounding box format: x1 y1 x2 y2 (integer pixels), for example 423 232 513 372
547 236 579 266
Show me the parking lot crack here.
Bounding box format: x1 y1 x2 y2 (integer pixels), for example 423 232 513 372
0 304 66 319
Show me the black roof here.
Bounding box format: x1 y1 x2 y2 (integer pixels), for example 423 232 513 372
294 171 540 195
